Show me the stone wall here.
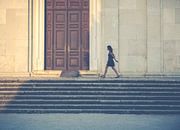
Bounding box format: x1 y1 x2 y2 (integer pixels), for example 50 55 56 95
101 0 180 75
0 0 180 76
0 0 28 73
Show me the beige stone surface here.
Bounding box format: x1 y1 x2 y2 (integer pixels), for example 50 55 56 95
147 43 161 73
0 0 27 9
0 40 6 56
0 9 6 24
147 15 161 41
163 0 177 9
0 55 15 72
101 0 119 74
163 9 175 24
119 0 136 9
162 0 180 74
119 0 147 74
0 0 28 73
146 0 162 73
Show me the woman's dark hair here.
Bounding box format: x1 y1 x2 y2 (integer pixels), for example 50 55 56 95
107 45 113 53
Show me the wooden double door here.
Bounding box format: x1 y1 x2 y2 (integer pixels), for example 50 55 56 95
45 0 89 70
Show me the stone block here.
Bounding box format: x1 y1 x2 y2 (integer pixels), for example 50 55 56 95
102 2 119 64
175 8 180 24
147 41 161 48
14 43 28 72
163 9 175 24
103 0 118 8
164 40 176 53
163 0 180 9
147 43 161 73
136 0 146 9
6 9 28 39
119 39 129 56
119 24 137 39
0 55 15 72
176 0 180 8
147 15 161 42
0 25 7 39
136 24 146 40
163 40 176 72
147 0 161 9
119 56 146 73
5 39 16 55
124 56 146 73
0 40 5 56
119 10 136 25
161 39 180 73
163 0 176 9
164 53 176 73
175 40 180 54
147 9 161 16
135 10 146 24
0 9 6 24
15 56 28 72
119 0 136 9
163 24 177 40
128 39 146 56
175 55 180 68
0 0 28 9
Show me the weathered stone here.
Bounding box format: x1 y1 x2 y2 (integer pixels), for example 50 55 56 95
60 71 80 78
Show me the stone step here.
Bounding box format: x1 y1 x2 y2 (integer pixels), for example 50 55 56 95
0 78 180 114
2 104 180 110
1 79 180 84
1 82 180 86
0 91 180 95
0 83 180 87
1 100 180 105
1 95 180 100
0 86 180 92
1 108 180 114
1 88 180 93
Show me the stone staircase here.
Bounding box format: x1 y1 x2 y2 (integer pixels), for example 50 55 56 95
0 78 180 114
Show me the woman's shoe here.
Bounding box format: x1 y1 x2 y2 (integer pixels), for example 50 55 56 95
100 75 106 78
115 75 120 78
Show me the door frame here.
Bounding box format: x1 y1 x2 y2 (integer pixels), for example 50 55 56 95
29 0 102 73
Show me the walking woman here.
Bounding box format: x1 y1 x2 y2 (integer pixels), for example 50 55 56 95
101 45 120 78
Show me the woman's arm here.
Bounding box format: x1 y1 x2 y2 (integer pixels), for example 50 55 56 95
111 53 118 62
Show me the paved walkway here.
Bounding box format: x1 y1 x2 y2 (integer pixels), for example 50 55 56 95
0 114 180 130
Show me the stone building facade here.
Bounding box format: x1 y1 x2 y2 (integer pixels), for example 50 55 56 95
0 0 180 77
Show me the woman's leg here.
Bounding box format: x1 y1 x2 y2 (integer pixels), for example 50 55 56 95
112 67 119 77
102 65 108 77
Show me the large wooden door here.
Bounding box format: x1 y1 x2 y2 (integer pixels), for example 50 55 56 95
45 0 89 70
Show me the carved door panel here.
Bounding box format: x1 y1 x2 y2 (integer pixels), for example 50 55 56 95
53 10 67 70
46 0 89 70
68 11 81 70
45 10 53 70
81 10 89 70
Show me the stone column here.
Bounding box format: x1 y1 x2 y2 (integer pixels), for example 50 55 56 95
28 0 33 73
90 0 102 72
32 0 45 71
